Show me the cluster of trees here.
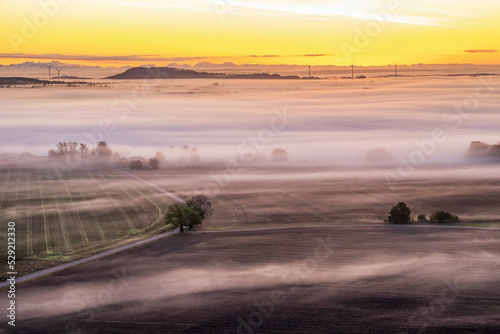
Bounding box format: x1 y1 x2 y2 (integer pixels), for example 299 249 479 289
387 202 460 224
236 148 289 163
467 141 500 161
143 145 199 164
48 141 112 160
165 195 212 233
48 142 294 169
128 157 160 170
124 146 201 170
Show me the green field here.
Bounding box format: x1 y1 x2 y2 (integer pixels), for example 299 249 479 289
0 167 176 259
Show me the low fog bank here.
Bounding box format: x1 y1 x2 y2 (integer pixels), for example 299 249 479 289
0 76 499 166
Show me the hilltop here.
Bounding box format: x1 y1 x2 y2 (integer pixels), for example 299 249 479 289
107 66 309 80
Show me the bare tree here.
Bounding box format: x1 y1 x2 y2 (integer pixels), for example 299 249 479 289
79 143 89 157
95 141 112 157
190 147 200 163
68 141 78 157
168 145 175 162
178 145 190 163
56 142 67 156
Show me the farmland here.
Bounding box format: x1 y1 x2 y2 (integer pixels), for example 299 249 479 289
0 167 176 267
8 225 500 333
2 162 500 279
139 164 500 229
0 74 499 333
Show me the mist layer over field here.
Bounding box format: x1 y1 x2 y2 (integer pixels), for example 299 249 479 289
8 226 500 333
1 77 500 333
1 76 500 260
1 76 499 164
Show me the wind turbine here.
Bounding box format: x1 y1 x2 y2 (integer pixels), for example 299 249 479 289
308 65 311 79
394 62 398 78
44 64 53 79
351 65 354 80
55 67 62 82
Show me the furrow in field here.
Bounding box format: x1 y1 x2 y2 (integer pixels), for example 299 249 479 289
98 170 159 229
96 171 142 230
36 169 52 254
51 190 73 252
66 171 107 241
25 168 34 255
86 169 135 234
57 171 90 245
13 169 27 257
73 170 119 237
0 169 11 214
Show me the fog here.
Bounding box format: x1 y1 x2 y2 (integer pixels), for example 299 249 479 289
1 76 499 165
2 76 500 332
15 233 500 322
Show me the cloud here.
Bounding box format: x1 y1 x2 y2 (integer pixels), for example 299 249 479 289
249 54 331 58
304 54 329 57
0 53 333 64
0 53 209 63
250 55 280 58
84 0 440 26
464 50 498 53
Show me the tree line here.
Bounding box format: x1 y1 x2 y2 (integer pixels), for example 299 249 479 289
48 142 291 170
386 202 460 224
48 141 112 159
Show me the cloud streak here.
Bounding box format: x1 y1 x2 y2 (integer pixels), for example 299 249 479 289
0 53 333 63
0 53 206 62
464 50 498 54
83 0 441 26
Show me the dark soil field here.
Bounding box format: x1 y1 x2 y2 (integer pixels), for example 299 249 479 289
6 225 500 333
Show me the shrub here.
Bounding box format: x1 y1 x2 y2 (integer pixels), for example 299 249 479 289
129 160 143 170
148 158 159 170
429 210 460 223
417 214 427 222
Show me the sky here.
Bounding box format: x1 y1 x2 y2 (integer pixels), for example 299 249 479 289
0 0 499 67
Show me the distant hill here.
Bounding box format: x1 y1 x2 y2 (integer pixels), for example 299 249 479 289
0 77 91 86
107 67 306 80
0 77 62 85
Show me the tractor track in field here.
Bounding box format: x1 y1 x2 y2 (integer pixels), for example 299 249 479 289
111 167 185 203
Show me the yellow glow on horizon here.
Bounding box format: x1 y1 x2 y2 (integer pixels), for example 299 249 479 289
0 0 499 67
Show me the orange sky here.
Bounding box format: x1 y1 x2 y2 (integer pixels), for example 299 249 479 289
0 0 499 67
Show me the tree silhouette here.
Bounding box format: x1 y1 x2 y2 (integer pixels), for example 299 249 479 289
129 160 143 170
387 202 411 224
79 143 89 157
95 141 112 156
148 158 159 170
190 147 200 163
189 194 212 216
165 203 204 233
430 210 459 223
